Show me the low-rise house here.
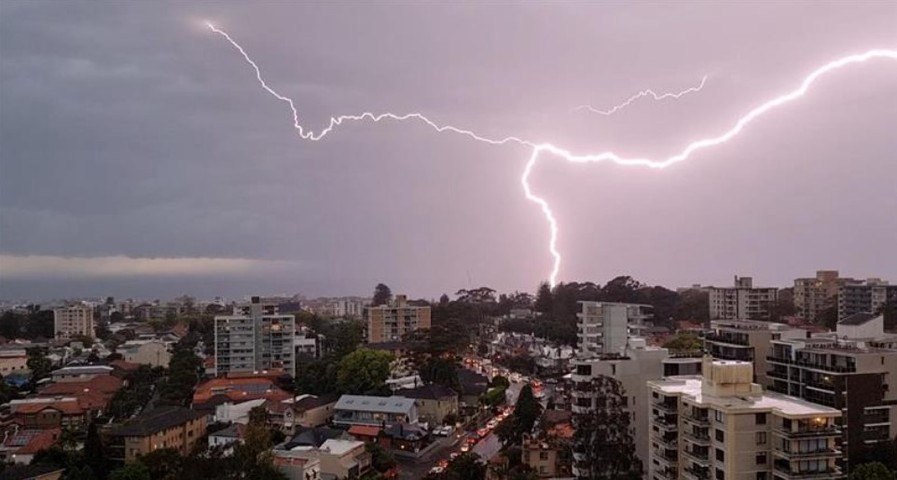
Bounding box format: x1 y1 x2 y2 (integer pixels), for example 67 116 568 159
118 339 171 368
0 347 29 377
267 394 339 433
521 410 574 478
273 438 371 480
332 395 418 429
208 423 246 456
191 375 291 419
456 369 489 407
401 385 458 425
50 365 113 382
0 464 65 480
10 398 93 429
104 406 207 463
273 455 322 480
0 429 61 465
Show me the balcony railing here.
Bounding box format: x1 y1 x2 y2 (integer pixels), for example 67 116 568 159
704 334 750 346
683 412 710 426
681 448 710 466
767 355 793 364
681 430 711 445
683 467 711 480
794 360 855 373
774 425 840 438
773 448 841 459
774 464 843 479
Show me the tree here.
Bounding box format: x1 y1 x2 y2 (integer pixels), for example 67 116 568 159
491 375 510 389
373 283 393 306
336 349 394 395
367 442 397 473
26 347 53 382
849 462 896 480
84 422 107 479
534 282 553 313
137 448 183 480
663 333 703 352
108 463 151 480
231 405 287 480
438 452 486 480
159 346 200 406
573 375 642 480
497 384 542 446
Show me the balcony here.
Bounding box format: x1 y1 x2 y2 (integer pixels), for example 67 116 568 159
773 463 843 479
653 433 678 450
793 360 855 373
681 430 711 446
653 400 678 414
654 415 678 431
705 333 750 346
774 425 840 438
682 466 711 480
767 355 793 364
681 448 710 466
654 467 677 480
773 448 841 460
683 412 710 426
768 369 791 380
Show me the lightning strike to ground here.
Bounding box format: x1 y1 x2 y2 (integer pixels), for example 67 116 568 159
206 22 896 288
572 75 709 115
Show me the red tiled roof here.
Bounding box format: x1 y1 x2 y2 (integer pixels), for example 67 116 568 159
40 375 123 397
110 359 141 371
11 429 61 454
348 425 381 437
193 376 289 405
15 401 85 416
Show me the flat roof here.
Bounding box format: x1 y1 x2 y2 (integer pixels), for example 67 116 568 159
335 395 415 414
319 439 363 456
649 376 840 417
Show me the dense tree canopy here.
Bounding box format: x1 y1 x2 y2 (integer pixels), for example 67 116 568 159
850 462 897 480
336 349 394 395
574 375 642 480
373 283 393 306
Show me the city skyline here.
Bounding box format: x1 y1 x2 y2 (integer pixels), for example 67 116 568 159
2 3 896 299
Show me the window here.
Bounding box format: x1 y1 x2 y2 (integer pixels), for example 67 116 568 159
755 413 767 425
715 410 725 423
756 432 767 445
756 453 767 465
716 468 725 480
716 429 725 442
540 451 549 460
757 473 768 480
716 448 725 462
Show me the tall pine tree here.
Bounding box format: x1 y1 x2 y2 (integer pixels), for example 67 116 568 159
573 375 642 480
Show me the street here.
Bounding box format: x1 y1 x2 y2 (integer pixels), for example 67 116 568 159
397 379 524 479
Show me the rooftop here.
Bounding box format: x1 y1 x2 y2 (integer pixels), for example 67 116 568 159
319 439 364 456
649 375 840 418
838 312 878 326
335 395 415 414
107 406 204 437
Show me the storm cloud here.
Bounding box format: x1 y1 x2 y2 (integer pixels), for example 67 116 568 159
1 2 895 300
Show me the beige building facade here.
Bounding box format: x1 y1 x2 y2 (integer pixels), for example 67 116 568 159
365 295 431 343
648 358 843 480
53 305 95 340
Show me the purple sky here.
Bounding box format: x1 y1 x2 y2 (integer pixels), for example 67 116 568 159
1 3 895 301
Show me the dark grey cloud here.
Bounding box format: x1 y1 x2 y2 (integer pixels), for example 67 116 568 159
1 2 895 300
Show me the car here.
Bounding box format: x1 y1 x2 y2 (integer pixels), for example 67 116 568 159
429 466 444 475
460 443 470 453
477 428 489 438
438 460 449 469
449 453 459 461
486 420 497 429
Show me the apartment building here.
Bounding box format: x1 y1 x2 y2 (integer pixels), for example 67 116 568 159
214 296 295 376
576 302 652 356
365 294 431 343
838 278 897 321
105 407 207 463
708 277 778 321
332 395 419 429
793 270 844 321
53 304 95 340
704 320 807 387
766 314 897 467
648 358 843 480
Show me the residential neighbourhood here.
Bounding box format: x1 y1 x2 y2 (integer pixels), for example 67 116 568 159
0 271 893 480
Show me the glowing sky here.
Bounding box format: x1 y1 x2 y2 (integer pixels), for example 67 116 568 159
1 3 895 299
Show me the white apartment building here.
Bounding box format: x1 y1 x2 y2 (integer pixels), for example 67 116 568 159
648 358 843 480
838 278 897 321
709 277 778 321
571 301 682 476
577 302 652 356
214 297 295 376
53 305 95 340
704 320 807 388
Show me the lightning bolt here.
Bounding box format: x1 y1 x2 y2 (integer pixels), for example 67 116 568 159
572 75 709 116
206 22 897 288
